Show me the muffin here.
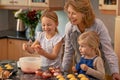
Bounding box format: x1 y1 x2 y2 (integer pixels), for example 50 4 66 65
69 77 77 80
67 74 75 79
58 77 65 80
80 77 89 80
78 74 86 78
56 74 64 79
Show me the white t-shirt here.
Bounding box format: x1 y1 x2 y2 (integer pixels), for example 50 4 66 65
36 32 63 68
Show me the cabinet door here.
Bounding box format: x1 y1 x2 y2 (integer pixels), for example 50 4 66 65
0 0 14 5
8 39 23 61
14 0 28 6
99 0 116 10
0 0 28 6
29 0 64 10
114 16 120 72
99 0 117 15
0 39 7 60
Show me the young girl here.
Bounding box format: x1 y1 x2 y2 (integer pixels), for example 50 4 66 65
23 9 63 69
72 31 105 80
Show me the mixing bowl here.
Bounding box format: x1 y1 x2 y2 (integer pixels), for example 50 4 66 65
19 57 41 73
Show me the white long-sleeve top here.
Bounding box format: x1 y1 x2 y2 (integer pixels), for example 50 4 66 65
62 18 119 75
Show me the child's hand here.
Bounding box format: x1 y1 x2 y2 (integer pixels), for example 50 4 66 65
23 43 27 51
80 64 88 71
23 43 35 54
34 45 45 55
72 66 77 73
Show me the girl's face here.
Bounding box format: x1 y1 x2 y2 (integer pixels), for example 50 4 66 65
67 5 84 25
79 43 93 56
41 17 57 34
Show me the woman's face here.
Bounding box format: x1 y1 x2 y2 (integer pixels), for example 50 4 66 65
67 5 84 25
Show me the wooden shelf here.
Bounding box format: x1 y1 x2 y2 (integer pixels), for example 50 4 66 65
100 10 116 15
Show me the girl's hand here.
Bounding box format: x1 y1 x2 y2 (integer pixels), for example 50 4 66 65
72 66 77 73
23 43 35 54
23 43 27 51
34 45 45 55
80 64 88 71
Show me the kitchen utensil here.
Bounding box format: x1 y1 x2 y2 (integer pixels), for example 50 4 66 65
19 57 41 73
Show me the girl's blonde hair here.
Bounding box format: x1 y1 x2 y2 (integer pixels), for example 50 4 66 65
41 9 59 33
64 0 95 28
78 31 101 56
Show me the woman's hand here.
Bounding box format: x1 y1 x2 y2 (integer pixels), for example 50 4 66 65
80 64 88 71
112 73 120 80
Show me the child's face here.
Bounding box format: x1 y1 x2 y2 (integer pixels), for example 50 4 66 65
41 17 57 34
79 43 93 56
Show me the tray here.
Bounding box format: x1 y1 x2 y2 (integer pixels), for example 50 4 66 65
0 60 18 79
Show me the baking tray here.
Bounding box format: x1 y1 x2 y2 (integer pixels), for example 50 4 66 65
0 60 18 79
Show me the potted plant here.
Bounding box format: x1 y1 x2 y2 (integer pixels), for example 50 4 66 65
14 9 41 40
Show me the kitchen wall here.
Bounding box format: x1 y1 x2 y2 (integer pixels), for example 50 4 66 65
0 0 116 43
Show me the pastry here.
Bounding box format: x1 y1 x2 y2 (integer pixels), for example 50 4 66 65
67 74 75 79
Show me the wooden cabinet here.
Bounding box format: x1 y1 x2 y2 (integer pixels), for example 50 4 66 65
0 39 8 60
0 0 28 6
29 0 64 10
7 39 39 61
114 16 120 72
0 0 28 10
99 0 117 15
117 0 120 15
7 39 23 60
0 0 64 10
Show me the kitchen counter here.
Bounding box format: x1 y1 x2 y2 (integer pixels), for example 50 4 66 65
0 30 28 40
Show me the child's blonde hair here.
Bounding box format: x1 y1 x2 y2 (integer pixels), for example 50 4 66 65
41 9 59 33
78 31 101 56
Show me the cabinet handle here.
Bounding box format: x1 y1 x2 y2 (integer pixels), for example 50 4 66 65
99 4 102 7
14 1 18 4
9 1 14 3
9 41 12 44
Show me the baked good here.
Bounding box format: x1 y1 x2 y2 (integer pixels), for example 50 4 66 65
78 74 86 78
67 74 75 79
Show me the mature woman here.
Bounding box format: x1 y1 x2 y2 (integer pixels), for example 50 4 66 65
62 0 120 80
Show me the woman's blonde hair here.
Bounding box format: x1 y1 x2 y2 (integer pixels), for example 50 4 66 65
78 31 101 56
64 0 95 28
41 9 59 33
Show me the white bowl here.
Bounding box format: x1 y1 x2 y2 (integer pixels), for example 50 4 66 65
19 57 41 73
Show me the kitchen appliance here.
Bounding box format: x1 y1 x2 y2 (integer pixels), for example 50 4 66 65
16 19 25 35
